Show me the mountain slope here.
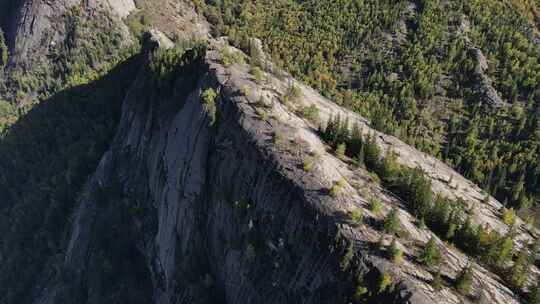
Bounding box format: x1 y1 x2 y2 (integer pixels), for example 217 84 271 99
199 0 540 217
25 34 539 304
0 1 539 304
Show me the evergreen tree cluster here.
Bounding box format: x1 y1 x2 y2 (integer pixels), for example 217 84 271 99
320 115 537 296
200 0 540 217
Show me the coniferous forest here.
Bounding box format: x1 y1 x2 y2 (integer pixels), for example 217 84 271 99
198 0 540 215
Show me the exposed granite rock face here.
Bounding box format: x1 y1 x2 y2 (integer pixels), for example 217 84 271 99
106 0 135 18
33 37 362 304
3 0 131 70
30 36 536 304
6 0 78 68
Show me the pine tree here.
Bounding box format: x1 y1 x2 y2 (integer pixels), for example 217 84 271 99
335 143 347 159
496 234 514 267
511 174 525 202
529 278 540 304
323 116 338 144
379 150 400 182
484 233 514 267
456 265 474 295
356 142 366 168
509 249 531 289
445 222 457 241
364 133 381 170
383 208 400 234
456 216 477 252
431 269 444 291
337 117 350 146
350 122 363 156
420 237 441 269
389 238 403 264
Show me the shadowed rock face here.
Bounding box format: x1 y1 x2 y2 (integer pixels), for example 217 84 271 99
5 0 79 68
32 39 364 304
3 1 538 303
2 0 133 70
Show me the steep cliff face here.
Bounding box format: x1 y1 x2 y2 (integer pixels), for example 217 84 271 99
2 1 539 303
3 0 133 69
28 35 537 304
33 37 361 304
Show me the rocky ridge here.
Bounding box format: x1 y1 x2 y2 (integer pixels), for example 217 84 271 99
29 33 538 303
0 1 538 303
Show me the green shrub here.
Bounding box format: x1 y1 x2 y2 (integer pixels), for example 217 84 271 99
335 143 346 159
303 157 315 172
330 179 347 197
125 10 151 40
283 82 302 103
389 238 403 264
340 243 354 271
348 210 363 225
221 46 245 67
529 279 540 304
502 208 516 227
273 130 284 145
240 84 250 96
202 88 217 125
378 271 392 293
353 284 368 300
420 237 441 269
251 66 264 83
383 208 400 234
300 104 320 123
256 107 269 121
369 198 383 215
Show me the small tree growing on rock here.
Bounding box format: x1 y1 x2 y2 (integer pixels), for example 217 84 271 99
378 271 392 294
329 179 347 197
529 278 540 304
502 208 517 227
431 268 444 291
456 265 474 295
383 208 400 234
420 237 441 269
349 210 363 226
335 143 347 159
389 238 403 264
369 197 383 216
508 249 531 289
202 88 217 125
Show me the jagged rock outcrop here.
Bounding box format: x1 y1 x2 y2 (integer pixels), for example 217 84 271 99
457 17 506 108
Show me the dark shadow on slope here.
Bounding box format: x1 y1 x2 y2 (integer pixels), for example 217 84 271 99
0 53 148 304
